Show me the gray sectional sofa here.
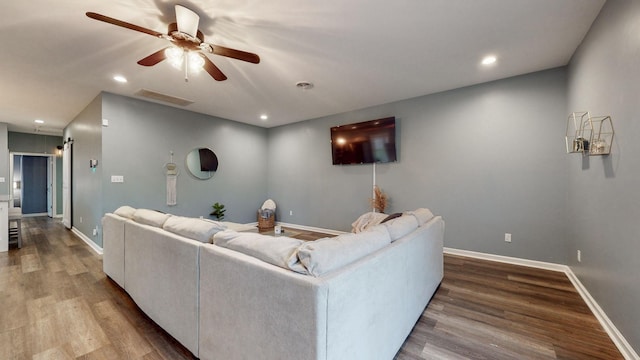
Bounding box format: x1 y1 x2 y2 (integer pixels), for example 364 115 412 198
102 206 444 360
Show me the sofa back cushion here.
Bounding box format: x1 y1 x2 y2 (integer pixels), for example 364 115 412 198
213 230 305 271
297 225 391 277
404 208 434 226
114 205 137 219
383 215 419 241
133 209 171 228
163 216 226 243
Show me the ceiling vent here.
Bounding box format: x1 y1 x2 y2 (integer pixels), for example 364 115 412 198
134 88 194 106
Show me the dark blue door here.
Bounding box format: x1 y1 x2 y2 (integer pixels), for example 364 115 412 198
22 156 48 214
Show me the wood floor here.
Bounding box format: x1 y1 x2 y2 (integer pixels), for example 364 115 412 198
0 217 623 359
395 255 623 360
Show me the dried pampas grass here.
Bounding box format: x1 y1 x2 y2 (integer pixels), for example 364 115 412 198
369 185 388 213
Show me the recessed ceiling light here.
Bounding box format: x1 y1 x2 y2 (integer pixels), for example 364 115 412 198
113 75 128 83
481 55 497 66
34 119 44 124
296 81 314 90
260 114 268 120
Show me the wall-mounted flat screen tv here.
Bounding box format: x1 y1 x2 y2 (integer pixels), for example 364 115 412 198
331 117 397 165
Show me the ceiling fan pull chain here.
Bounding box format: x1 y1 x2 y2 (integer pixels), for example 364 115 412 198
184 53 189 82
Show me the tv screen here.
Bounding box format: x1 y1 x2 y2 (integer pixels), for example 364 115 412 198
331 117 397 165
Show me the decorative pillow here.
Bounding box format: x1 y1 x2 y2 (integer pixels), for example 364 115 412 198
297 225 391 277
404 208 434 226
351 212 388 233
114 205 136 219
383 215 419 241
163 216 226 243
380 212 402 224
213 230 305 271
132 209 171 228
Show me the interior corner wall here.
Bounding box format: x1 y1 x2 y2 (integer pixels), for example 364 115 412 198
567 0 640 351
64 94 103 246
100 92 268 223
267 68 569 263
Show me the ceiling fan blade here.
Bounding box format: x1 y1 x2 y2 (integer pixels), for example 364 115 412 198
86 12 164 38
201 55 227 81
211 45 260 64
174 5 200 39
137 48 168 66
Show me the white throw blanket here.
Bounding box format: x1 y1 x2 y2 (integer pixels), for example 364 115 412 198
351 212 388 233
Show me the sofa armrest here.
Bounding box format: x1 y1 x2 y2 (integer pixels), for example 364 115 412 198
199 244 328 360
124 221 201 356
102 213 127 288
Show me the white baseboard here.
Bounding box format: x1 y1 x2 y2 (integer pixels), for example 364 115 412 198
564 270 639 360
444 247 567 272
71 227 103 255
444 247 639 360
22 212 49 218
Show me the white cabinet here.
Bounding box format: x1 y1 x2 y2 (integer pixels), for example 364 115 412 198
0 201 7 252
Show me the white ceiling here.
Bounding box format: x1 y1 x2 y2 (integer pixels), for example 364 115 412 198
1 0 605 135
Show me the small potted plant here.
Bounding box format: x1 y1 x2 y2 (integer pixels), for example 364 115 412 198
210 202 226 220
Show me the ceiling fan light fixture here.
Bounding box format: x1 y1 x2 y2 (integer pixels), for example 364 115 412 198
188 52 205 70
175 5 200 39
165 46 184 69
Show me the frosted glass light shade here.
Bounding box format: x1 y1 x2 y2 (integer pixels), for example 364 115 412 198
165 47 184 69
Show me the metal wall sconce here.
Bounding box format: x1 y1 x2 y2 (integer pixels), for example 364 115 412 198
565 112 615 156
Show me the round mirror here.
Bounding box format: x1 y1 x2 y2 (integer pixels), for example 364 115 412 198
186 148 218 180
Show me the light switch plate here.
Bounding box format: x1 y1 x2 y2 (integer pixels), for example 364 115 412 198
111 175 124 183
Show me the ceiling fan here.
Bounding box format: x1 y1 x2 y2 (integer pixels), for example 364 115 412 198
86 5 260 82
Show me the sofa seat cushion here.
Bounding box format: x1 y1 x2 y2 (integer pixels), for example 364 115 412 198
163 216 226 243
298 225 391 277
132 209 171 228
213 230 305 271
382 215 419 241
114 205 136 219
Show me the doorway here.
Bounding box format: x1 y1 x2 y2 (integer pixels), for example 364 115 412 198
11 153 58 217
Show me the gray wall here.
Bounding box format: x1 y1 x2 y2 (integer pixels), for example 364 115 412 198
0 123 8 196
567 0 640 350
65 92 268 247
268 68 569 263
100 92 268 222
64 94 104 246
8 132 62 155
8 132 64 214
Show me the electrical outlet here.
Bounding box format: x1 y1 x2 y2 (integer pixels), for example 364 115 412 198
505 233 512 243
93 228 98 236
80 217 83 223
577 250 582 262
290 210 293 216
